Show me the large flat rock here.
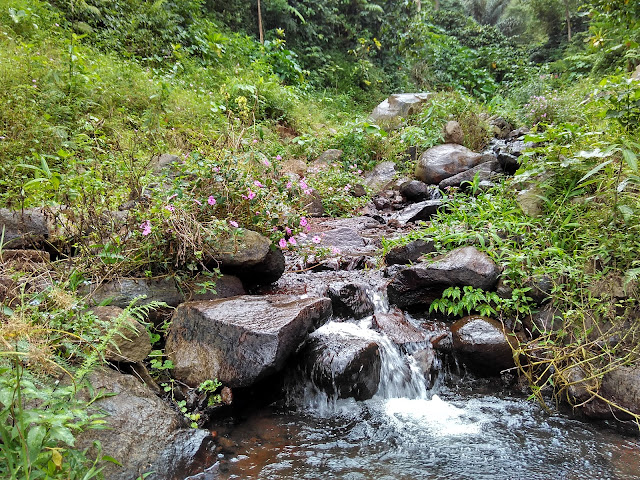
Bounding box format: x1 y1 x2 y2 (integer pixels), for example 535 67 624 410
166 295 332 387
415 144 495 185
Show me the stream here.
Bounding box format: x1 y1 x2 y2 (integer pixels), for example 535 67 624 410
188 286 640 480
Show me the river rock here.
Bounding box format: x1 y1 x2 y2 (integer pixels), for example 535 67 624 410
364 161 397 194
372 307 428 344
90 306 152 363
0 208 50 248
369 93 432 127
78 368 216 480
490 117 512 139
582 365 640 420
415 144 494 185
392 200 444 225
451 316 516 376
301 323 381 400
328 282 374 319
387 246 500 308
517 185 544 217
399 180 429 201
437 160 501 190
443 121 464 144
302 190 325 217
385 238 435 265
412 346 437 385
166 295 332 387
152 153 181 175
312 149 343 171
497 152 520 175
212 229 285 284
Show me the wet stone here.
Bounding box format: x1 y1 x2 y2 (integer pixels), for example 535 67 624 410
328 282 374 319
372 307 429 345
385 238 435 266
393 200 444 225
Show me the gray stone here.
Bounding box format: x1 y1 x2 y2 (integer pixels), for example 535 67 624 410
212 229 285 284
152 153 181 175
385 239 435 266
78 369 215 480
399 180 429 201
372 307 428 344
517 186 545 217
451 316 516 376
387 246 500 308
415 144 495 185
364 161 397 194
393 200 444 225
369 93 432 127
490 117 512 139
443 120 464 145
303 191 325 217
328 282 374 319
438 160 501 190
166 295 332 387
90 306 152 363
301 323 381 400
0 208 49 248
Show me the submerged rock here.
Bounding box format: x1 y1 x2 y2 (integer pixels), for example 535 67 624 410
415 144 495 185
78 369 215 480
301 323 381 400
450 316 516 376
387 246 500 308
166 295 332 387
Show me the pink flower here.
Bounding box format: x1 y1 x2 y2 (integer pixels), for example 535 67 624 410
344 184 351 191
303 189 313 195
276 155 282 160
286 181 293 189
288 237 297 246
253 139 259 143
229 220 239 228
331 247 341 255
193 199 202 206
312 236 321 244
278 238 287 249
208 196 216 206
300 178 309 190
285 227 292 235
357 169 362 174
140 220 152 236
254 180 265 188
213 166 220 173
262 158 270 166
300 217 308 227
247 189 256 200
165 205 175 213
167 193 178 201
304 225 310 233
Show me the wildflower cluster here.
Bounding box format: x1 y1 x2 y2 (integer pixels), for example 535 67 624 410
522 93 562 126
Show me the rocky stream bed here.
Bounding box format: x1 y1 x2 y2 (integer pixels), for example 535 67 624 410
2 94 640 479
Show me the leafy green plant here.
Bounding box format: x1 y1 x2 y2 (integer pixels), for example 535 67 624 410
429 285 533 320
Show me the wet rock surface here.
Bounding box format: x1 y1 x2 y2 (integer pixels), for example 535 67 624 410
328 282 375 319
166 295 332 387
372 307 428 345
387 246 500 308
450 316 515 376
437 159 501 190
415 144 495 185
301 323 382 400
392 200 444 225
78 369 215 480
385 238 435 265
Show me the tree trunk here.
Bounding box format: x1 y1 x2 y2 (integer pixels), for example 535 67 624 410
258 0 264 45
564 0 572 42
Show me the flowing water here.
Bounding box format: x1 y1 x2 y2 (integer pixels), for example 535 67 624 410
190 290 640 480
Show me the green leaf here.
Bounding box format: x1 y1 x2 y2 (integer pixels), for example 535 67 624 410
578 159 613 184
48 426 75 447
622 149 638 173
27 425 46 463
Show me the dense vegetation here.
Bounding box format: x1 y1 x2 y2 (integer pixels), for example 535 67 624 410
1 0 639 477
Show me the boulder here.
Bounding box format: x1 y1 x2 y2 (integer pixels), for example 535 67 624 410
166 295 332 387
399 180 430 201
0 249 50 264
385 238 435 266
584 365 640 419
490 117 512 139
302 191 325 217
372 307 428 344
443 121 464 145
387 246 500 308
78 369 216 480
525 304 563 335
415 144 494 185
437 160 501 190
301 322 381 400
0 208 49 248
151 153 181 175
282 158 307 177
364 161 397 194
212 229 285 284
412 347 437 385
82 275 245 308
369 93 432 127
451 316 516 376
392 200 444 225
497 152 520 175
90 306 152 363
517 186 544 217
327 282 374 319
